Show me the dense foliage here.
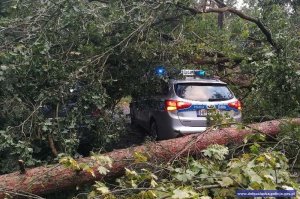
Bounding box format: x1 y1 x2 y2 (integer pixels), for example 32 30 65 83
58 133 300 199
0 0 299 179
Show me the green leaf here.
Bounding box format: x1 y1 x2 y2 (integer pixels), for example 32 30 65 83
200 196 212 199
202 144 229 160
250 181 262 189
133 151 148 163
142 190 157 198
98 166 109 175
250 143 260 154
246 169 263 184
125 168 138 178
217 177 234 187
95 184 110 194
175 173 193 182
172 189 190 199
150 179 158 188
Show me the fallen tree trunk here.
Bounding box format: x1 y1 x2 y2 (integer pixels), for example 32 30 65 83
1 119 300 197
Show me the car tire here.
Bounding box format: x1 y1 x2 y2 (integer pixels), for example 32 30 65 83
150 120 158 140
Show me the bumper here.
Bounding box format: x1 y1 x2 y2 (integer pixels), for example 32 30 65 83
154 111 242 139
174 113 242 134
173 126 207 134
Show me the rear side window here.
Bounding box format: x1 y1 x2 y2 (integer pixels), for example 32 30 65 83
175 83 234 101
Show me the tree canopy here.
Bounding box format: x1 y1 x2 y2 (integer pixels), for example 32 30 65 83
0 0 299 174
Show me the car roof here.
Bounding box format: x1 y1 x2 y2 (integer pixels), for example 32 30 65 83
170 77 227 85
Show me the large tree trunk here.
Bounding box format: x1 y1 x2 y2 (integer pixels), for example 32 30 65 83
1 119 300 198
217 0 225 29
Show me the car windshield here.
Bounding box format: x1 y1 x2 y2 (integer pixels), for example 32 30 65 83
175 83 234 101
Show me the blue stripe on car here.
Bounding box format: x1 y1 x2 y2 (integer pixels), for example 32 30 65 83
177 104 239 112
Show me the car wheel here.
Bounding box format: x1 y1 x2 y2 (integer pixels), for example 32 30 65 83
150 120 158 140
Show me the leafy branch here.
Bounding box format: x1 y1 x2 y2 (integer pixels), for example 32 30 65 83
176 0 279 51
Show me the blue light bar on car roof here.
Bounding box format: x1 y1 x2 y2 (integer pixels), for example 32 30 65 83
194 70 206 77
181 69 206 77
154 66 167 76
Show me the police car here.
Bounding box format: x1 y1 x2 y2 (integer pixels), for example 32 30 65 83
130 67 242 140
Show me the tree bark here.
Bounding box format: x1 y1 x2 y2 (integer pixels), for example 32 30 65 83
48 135 58 157
217 0 225 29
0 119 299 197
